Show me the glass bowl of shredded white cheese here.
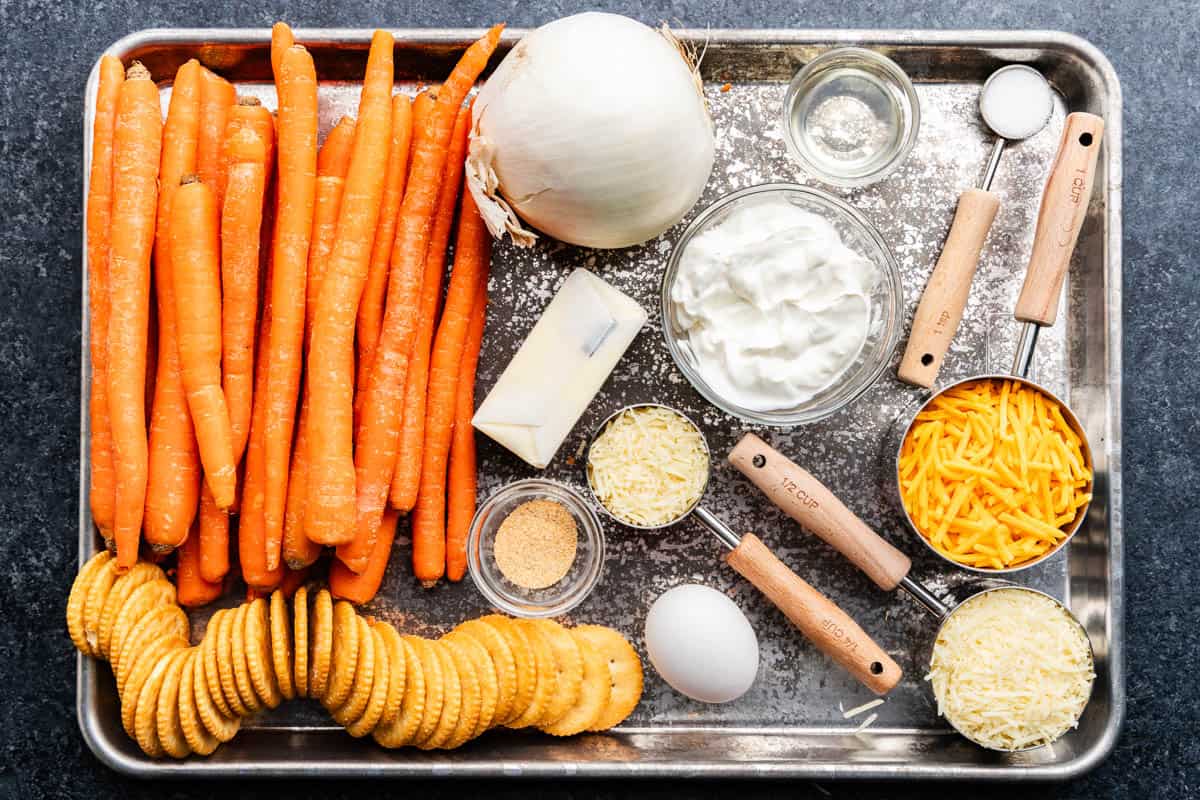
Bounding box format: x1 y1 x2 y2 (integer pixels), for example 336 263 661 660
662 183 903 425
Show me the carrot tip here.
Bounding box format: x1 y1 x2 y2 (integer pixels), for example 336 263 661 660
126 61 151 81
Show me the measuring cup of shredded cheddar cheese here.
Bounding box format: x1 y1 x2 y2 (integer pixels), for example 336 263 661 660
728 435 1095 751
896 377 1092 572
891 111 1104 573
584 403 902 696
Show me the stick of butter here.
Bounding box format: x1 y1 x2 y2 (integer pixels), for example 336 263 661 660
473 269 646 468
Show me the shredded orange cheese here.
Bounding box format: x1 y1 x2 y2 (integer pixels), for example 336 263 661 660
898 379 1092 569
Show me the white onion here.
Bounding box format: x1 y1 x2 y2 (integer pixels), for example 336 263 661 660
466 13 714 249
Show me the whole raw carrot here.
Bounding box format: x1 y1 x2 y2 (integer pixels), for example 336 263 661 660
446 273 488 582
264 44 318 557
330 509 399 605
240 244 284 591
305 30 395 546
222 96 276 199
383 28 505 515
176 519 223 607
381 25 505 521
307 117 356 340
282 118 358 570
355 94 415 420
170 176 238 509
334 97 434 574
145 59 203 551
86 54 124 542
198 480 229 583
197 67 236 208
388 100 473 512
221 126 268 463
271 22 295 80
411 190 492 586
107 62 162 570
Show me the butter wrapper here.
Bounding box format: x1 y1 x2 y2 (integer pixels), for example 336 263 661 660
473 269 646 468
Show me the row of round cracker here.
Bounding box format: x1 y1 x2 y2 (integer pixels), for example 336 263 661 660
68 551 293 757
308 603 644 748
68 553 644 758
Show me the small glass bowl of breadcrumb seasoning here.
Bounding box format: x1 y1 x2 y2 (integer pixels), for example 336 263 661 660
466 479 606 618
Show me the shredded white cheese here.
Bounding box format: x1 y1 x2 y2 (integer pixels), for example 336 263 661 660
587 406 709 527
926 588 1094 751
853 712 879 733
843 698 884 719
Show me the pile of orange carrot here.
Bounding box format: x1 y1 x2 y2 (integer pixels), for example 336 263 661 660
84 23 503 607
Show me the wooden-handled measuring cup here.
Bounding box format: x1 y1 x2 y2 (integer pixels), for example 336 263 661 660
729 433 1097 750
894 111 1105 572
584 404 901 695
731 433 938 606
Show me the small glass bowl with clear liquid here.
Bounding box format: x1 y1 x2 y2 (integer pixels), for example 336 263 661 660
781 48 920 187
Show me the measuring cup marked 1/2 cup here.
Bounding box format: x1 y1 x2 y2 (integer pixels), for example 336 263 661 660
584 403 902 695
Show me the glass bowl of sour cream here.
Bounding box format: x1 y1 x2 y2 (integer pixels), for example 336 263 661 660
661 183 903 425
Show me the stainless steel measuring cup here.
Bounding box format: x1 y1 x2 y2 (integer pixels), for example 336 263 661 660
892 111 1105 573
729 434 1096 750
584 404 901 695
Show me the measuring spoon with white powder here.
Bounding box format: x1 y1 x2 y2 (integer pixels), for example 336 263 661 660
897 65 1055 387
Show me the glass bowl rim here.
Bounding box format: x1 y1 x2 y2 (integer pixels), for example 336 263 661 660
779 45 922 188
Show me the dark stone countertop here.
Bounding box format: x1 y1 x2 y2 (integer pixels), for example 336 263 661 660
1 1 1195 798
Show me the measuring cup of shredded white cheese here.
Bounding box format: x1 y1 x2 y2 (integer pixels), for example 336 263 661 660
669 194 874 412
586 405 710 529
926 588 1095 751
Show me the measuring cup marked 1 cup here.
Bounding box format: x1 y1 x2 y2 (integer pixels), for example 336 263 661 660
897 64 1056 389
1013 112 1106 333
729 434 1096 751
883 112 1104 573
892 111 1105 572
896 376 1094 573
585 404 902 695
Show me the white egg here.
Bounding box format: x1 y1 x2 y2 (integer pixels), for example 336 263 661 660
644 584 759 703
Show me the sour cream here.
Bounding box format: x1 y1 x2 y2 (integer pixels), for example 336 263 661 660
670 196 874 412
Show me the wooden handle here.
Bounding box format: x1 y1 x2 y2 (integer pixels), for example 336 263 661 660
729 433 911 591
1014 112 1105 326
724 534 902 695
897 188 1001 388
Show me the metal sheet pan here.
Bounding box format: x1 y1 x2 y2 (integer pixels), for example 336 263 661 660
78 27 1123 780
